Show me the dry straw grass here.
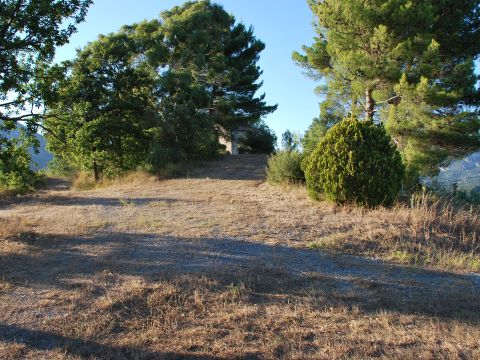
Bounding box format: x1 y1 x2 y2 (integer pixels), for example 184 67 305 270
72 170 158 191
0 155 479 358
307 192 480 272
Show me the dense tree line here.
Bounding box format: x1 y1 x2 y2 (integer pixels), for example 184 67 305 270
2 0 479 198
0 0 277 187
46 1 277 181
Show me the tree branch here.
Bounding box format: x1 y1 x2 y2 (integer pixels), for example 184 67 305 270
377 95 401 105
0 97 33 107
0 112 67 144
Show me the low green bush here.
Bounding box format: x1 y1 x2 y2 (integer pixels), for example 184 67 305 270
0 139 44 194
267 150 305 185
303 116 404 207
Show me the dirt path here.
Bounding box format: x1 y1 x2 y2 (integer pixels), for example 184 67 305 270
1 155 479 359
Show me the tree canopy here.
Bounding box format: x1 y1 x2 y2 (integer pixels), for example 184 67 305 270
0 0 92 190
0 0 92 128
46 32 156 181
46 0 277 180
294 0 480 179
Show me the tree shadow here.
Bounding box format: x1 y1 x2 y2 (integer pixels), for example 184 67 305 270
0 195 181 209
0 324 251 360
41 177 71 191
1 231 479 323
183 154 268 181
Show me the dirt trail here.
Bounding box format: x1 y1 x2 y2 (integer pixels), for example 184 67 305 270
1 155 479 358
2 154 480 301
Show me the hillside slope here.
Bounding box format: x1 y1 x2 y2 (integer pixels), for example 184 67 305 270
0 155 479 359
1 125 52 169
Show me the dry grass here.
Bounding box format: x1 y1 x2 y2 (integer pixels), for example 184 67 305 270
0 155 479 358
0 263 478 359
306 192 480 272
72 171 158 191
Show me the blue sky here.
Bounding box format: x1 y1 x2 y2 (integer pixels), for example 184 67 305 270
54 0 321 140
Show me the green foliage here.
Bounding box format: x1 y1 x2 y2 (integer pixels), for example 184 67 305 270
384 75 480 180
147 71 220 169
267 150 305 185
295 0 480 178
46 32 155 181
46 0 276 179
47 155 77 178
0 135 43 193
302 95 348 155
302 118 329 155
455 190 480 206
281 130 301 152
158 1 277 130
0 0 91 189
238 121 277 154
0 0 92 110
303 117 404 207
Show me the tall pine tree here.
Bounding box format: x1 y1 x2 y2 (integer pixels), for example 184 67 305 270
295 0 480 179
158 0 277 132
46 0 277 178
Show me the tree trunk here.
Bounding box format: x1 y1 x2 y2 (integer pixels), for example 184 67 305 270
93 159 100 183
365 88 374 121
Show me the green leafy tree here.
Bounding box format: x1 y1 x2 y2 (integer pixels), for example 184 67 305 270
295 0 480 179
131 0 277 161
281 130 296 152
0 0 91 189
303 117 404 207
48 1 277 177
0 132 43 192
46 33 156 181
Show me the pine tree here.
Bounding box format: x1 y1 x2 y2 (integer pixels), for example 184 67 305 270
128 0 277 165
158 0 277 131
295 0 480 178
46 1 277 178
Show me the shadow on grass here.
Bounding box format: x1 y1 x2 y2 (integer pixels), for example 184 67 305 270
0 324 245 360
183 154 268 181
0 194 182 209
1 231 479 322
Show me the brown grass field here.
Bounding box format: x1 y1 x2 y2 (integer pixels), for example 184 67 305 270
0 155 479 359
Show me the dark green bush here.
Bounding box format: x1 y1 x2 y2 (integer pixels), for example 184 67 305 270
303 116 404 207
238 121 277 155
267 150 305 185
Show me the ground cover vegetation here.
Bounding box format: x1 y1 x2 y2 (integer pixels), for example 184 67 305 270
1 1 480 357
0 156 479 358
293 0 480 195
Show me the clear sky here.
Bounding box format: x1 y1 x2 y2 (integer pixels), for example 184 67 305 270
54 0 321 140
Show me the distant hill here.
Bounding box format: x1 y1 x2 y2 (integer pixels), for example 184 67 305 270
424 151 480 193
1 125 53 170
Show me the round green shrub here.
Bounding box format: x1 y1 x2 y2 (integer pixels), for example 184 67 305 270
303 116 404 207
267 150 305 185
